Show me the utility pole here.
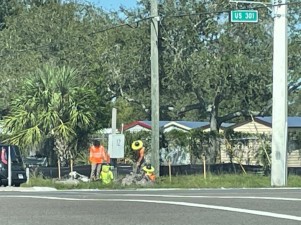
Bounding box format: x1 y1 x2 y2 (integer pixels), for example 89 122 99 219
110 107 119 178
271 0 288 186
150 0 160 177
111 108 117 170
8 146 12 187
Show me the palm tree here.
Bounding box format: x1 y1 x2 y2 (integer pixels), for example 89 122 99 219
2 64 96 178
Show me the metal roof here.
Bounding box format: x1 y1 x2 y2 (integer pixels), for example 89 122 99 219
123 117 301 132
126 120 233 130
256 117 301 128
221 122 235 128
175 121 209 129
141 120 170 127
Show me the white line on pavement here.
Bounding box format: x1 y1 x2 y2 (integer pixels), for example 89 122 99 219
1 195 301 222
111 194 301 201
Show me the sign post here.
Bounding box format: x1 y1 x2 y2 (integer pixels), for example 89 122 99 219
230 10 259 23
8 146 11 187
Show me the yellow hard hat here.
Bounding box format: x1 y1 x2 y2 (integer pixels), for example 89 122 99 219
142 164 154 173
131 140 143 150
102 164 110 172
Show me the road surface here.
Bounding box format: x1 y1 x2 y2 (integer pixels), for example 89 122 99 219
1 187 301 225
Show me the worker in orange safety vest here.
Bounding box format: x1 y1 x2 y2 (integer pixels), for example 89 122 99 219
142 164 156 182
89 140 110 181
131 140 145 174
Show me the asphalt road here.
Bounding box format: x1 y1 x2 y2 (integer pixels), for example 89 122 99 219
1 187 301 225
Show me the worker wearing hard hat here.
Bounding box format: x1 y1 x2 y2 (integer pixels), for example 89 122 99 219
100 163 114 185
131 140 145 174
142 163 156 182
89 140 110 181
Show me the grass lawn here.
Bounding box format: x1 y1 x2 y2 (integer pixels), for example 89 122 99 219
21 173 301 189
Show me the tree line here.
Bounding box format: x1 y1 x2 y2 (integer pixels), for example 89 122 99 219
0 0 300 166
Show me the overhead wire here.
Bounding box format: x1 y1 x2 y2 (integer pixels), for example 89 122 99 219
0 16 152 58
0 1 300 58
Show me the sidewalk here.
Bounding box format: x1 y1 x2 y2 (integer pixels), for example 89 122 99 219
0 186 57 191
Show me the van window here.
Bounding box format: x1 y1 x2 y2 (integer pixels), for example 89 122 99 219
1 147 7 164
0 146 22 164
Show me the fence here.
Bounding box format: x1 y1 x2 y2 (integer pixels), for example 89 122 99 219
30 163 301 178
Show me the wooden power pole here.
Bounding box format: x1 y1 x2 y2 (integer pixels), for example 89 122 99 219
271 0 288 186
150 0 160 177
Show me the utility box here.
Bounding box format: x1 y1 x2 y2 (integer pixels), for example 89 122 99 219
108 134 125 159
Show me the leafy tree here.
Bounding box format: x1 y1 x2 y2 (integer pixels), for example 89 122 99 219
0 0 24 30
0 0 299 169
190 128 213 162
100 17 153 120
101 0 273 162
160 1 274 161
289 93 301 116
288 3 301 115
0 1 113 121
2 64 99 176
105 1 301 164
111 98 147 127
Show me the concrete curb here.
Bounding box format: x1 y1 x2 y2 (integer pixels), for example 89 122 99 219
0 186 57 192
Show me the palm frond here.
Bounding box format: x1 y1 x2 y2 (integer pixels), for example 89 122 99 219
52 123 76 140
4 126 43 149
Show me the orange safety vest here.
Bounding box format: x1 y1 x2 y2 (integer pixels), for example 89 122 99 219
89 145 107 164
146 172 156 181
136 147 145 163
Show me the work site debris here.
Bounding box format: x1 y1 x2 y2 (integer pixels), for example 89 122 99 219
121 173 154 186
69 171 90 182
54 171 90 185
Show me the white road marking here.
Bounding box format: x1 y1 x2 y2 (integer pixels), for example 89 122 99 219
113 194 301 201
114 199 301 222
1 195 301 221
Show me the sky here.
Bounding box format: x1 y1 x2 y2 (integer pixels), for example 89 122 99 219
88 0 139 10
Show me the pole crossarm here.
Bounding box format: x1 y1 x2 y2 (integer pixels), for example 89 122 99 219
229 0 272 12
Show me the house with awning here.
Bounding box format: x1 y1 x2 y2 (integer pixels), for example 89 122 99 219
122 118 301 167
122 120 234 165
122 120 234 133
221 117 301 167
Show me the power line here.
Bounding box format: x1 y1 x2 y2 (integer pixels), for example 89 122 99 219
164 1 301 19
0 16 152 58
0 1 300 58
87 17 150 36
